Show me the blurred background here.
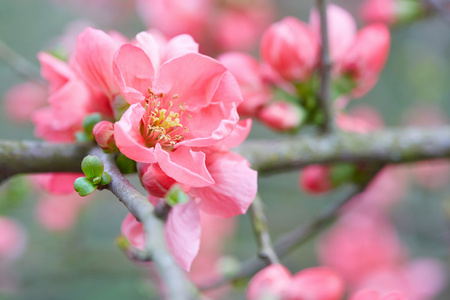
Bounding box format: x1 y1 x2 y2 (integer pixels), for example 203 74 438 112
1 0 450 299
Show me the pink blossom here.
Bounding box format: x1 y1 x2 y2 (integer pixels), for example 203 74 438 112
4 81 48 124
93 120 117 152
260 17 319 82
218 52 272 117
337 23 390 97
310 4 357 64
299 165 333 194
0 217 27 262
318 211 406 286
360 0 398 25
257 101 303 131
36 193 90 232
113 43 242 187
350 290 406 300
247 264 344 300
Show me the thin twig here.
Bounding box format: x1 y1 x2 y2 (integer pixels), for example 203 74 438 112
199 167 381 290
423 0 450 23
316 0 334 132
91 148 198 300
0 38 44 83
249 195 279 265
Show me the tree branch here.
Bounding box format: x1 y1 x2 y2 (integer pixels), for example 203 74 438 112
91 148 197 300
316 0 334 132
199 167 381 290
0 38 44 83
249 195 279 265
423 0 450 23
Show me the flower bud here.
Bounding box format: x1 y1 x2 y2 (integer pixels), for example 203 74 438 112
257 101 304 131
338 23 390 97
260 17 319 82
299 165 333 194
139 163 191 198
92 121 117 153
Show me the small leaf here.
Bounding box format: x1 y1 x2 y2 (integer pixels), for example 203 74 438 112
116 153 136 174
83 113 102 135
92 176 102 185
74 177 97 196
99 172 112 185
165 185 188 206
81 155 104 179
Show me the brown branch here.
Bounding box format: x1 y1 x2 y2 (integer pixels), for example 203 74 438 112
249 195 279 265
199 167 381 290
423 0 450 23
91 148 198 300
316 0 334 132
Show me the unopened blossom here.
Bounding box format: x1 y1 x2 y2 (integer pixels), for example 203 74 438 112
93 120 117 152
360 0 398 25
299 165 333 194
247 264 344 300
260 17 319 82
257 101 303 131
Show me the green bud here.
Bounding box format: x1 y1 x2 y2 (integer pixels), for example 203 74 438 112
165 185 189 206
74 177 97 197
83 113 102 135
99 172 112 186
116 153 136 174
81 155 104 179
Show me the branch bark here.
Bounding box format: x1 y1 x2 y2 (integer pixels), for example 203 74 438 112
91 148 198 300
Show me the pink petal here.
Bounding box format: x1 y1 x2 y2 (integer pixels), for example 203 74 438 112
113 44 154 105
309 4 357 64
193 151 257 218
114 104 157 163
121 213 145 250
247 264 292 300
165 200 201 271
38 52 72 93
164 34 199 61
219 118 252 149
155 144 214 187
153 53 228 109
72 27 123 98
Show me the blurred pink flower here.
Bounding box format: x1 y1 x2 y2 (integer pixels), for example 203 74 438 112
4 82 48 124
36 193 89 232
0 217 27 262
246 264 344 300
257 101 303 131
360 0 398 25
299 165 333 194
350 290 406 300
260 17 319 82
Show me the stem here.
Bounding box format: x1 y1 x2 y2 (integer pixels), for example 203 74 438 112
249 196 279 265
92 148 197 300
0 38 44 83
199 167 381 290
316 0 334 132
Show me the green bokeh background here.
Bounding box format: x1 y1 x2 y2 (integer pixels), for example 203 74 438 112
1 0 450 299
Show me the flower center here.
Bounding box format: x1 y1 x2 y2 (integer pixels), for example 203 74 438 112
140 90 190 150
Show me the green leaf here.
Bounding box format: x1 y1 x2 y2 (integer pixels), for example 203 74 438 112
81 155 104 179
165 185 189 206
75 131 92 142
112 95 131 121
99 172 112 185
74 177 97 197
116 153 136 174
83 113 102 135
92 176 102 185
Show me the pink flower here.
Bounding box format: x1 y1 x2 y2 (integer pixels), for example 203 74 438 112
318 211 406 286
36 193 90 232
247 264 344 300
360 0 398 25
93 121 117 152
337 23 390 97
0 217 27 262
113 43 242 187
218 52 272 117
257 101 303 131
299 165 333 194
260 17 319 82
4 81 48 124
33 173 82 195
350 290 406 300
